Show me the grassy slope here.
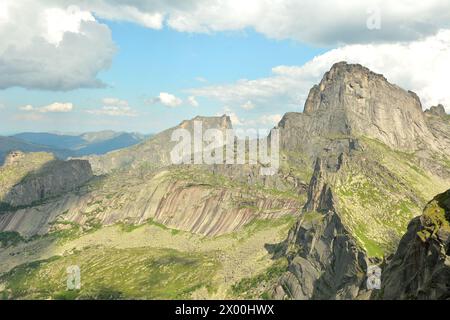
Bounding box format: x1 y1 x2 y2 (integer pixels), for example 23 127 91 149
334 137 449 257
0 215 296 300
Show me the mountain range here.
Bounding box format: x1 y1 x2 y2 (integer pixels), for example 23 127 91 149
0 131 147 165
0 62 448 300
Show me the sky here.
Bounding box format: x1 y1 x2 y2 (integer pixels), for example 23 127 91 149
0 0 450 135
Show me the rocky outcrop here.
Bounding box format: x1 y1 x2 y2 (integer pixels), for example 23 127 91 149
273 156 369 300
0 152 93 208
273 211 369 300
277 62 445 158
423 105 450 171
380 189 450 300
425 104 447 117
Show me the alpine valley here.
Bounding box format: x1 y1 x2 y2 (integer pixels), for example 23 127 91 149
1 63 449 300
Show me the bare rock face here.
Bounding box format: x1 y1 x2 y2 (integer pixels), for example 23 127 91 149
380 189 450 300
0 168 302 238
424 105 450 166
1 153 93 208
269 63 450 300
278 62 442 156
425 104 447 117
273 156 369 300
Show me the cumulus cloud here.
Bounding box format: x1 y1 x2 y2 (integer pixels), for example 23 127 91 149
87 98 137 116
187 96 199 107
219 106 282 128
19 105 35 112
19 102 74 113
0 1 116 90
189 30 450 112
216 106 241 126
46 0 450 46
40 102 74 113
149 92 183 108
3 0 450 118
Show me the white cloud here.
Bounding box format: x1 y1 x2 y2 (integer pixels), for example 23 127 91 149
242 114 283 127
19 102 74 113
58 1 164 29
0 1 116 90
149 92 183 108
43 6 95 44
87 98 137 116
2 0 450 112
19 105 35 111
40 102 74 113
189 30 450 112
187 96 199 107
102 98 129 108
47 0 450 45
254 114 282 126
241 101 255 110
218 106 282 128
217 106 242 126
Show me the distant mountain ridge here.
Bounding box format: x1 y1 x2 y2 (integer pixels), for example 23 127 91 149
0 131 147 164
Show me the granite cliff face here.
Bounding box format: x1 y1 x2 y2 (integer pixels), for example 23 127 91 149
0 167 302 237
277 62 447 159
275 62 450 255
380 189 450 300
273 157 369 300
0 152 92 208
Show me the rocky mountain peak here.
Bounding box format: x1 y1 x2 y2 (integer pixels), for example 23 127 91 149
304 62 388 115
291 62 439 152
425 104 447 117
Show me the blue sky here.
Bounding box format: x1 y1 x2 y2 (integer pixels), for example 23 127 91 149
0 1 449 135
0 21 326 135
